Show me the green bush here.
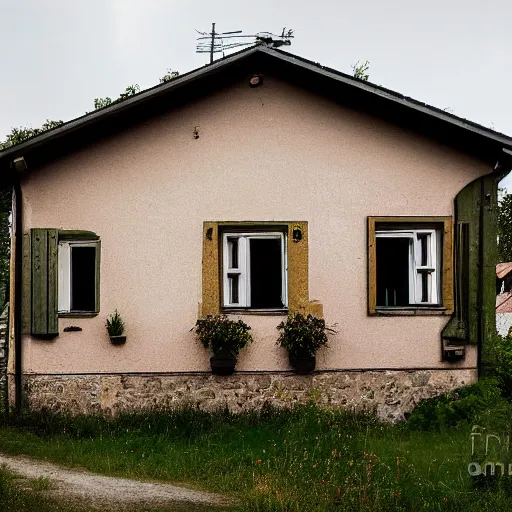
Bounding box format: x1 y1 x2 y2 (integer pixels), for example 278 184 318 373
406 378 507 431
490 333 512 398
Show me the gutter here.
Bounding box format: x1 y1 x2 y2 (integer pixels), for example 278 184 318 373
477 177 484 377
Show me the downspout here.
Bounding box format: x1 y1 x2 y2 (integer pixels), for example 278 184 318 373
13 179 22 413
477 178 484 377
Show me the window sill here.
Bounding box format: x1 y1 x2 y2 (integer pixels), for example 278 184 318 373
58 312 99 318
373 306 448 316
223 309 288 316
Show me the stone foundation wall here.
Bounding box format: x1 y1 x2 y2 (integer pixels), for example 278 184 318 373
22 368 476 422
0 305 7 414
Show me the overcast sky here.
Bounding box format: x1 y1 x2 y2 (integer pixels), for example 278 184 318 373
1 1 511 184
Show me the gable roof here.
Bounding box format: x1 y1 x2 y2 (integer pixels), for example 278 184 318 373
2 45 512 178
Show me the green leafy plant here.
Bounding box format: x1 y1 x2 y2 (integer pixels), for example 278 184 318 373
277 313 333 358
489 332 512 398
406 378 508 431
195 315 252 356
351 60 370 81
106 310 125 337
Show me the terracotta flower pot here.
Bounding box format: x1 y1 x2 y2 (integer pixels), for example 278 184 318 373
289 354 316 374
210 352 237 375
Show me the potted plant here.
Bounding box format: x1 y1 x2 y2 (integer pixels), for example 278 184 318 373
277 313 333 374
195 315 252 375
106 309 126 345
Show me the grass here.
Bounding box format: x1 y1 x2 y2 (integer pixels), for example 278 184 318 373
1 402 512 511
0 466 92 511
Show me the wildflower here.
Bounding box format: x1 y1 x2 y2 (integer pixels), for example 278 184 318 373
312 464 318 469
393 491 399 498
443 498 448 503
348 460 354 467
256 459 262 464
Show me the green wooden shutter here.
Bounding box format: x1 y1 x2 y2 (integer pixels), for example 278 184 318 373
30 228 58 337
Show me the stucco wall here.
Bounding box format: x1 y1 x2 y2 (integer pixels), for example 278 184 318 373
19 75 487 374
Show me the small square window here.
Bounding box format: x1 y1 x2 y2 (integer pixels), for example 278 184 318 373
368 217 453 314
58 240 99 313
222 231 288 310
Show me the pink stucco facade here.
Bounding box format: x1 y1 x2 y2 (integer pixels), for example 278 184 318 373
19 75 488 375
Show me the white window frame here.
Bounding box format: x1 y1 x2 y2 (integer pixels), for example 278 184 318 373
375 228 441 305
222 231 288 309
58 240 99 313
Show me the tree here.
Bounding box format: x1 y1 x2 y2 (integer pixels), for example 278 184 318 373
0 119 64 151
352 60 370 81
93 69 179 109
94 84 140 110
159 69 179 84
0 67 180 302
498 192 512 262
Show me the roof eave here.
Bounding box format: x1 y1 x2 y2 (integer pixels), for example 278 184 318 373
0 46 262 161
1 45 511 164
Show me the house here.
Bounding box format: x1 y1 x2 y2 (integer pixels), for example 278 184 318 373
1 46 512 422
496 263 512 336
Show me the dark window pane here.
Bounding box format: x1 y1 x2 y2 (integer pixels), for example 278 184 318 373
250 238 283 308
421 272 429 302
419 234 428 266
228 274 239 304
228 238 238 268
71 246 96 311
376 238 410 306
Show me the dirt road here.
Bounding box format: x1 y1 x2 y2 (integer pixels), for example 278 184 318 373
0 452 234 510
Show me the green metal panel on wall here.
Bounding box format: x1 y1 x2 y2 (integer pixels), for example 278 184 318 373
442 163 506 376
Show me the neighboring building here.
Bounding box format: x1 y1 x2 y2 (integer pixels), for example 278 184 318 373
1 46 512 421
496 263 512 336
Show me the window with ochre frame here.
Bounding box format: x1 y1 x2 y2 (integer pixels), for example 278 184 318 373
367 217 453 315
201 221 321 317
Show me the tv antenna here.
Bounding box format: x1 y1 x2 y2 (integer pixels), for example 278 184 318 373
196 24 294 64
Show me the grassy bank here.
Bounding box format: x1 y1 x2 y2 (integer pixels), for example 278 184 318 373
1 397 512 512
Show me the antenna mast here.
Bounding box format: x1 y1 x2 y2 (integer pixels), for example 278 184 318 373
210 23 216 64
196 26 294 63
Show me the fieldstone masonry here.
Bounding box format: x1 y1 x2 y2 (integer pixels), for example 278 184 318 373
23 369 476 422
0 305 7 413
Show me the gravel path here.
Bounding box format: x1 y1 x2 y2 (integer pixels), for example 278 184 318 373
0 453 233 509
